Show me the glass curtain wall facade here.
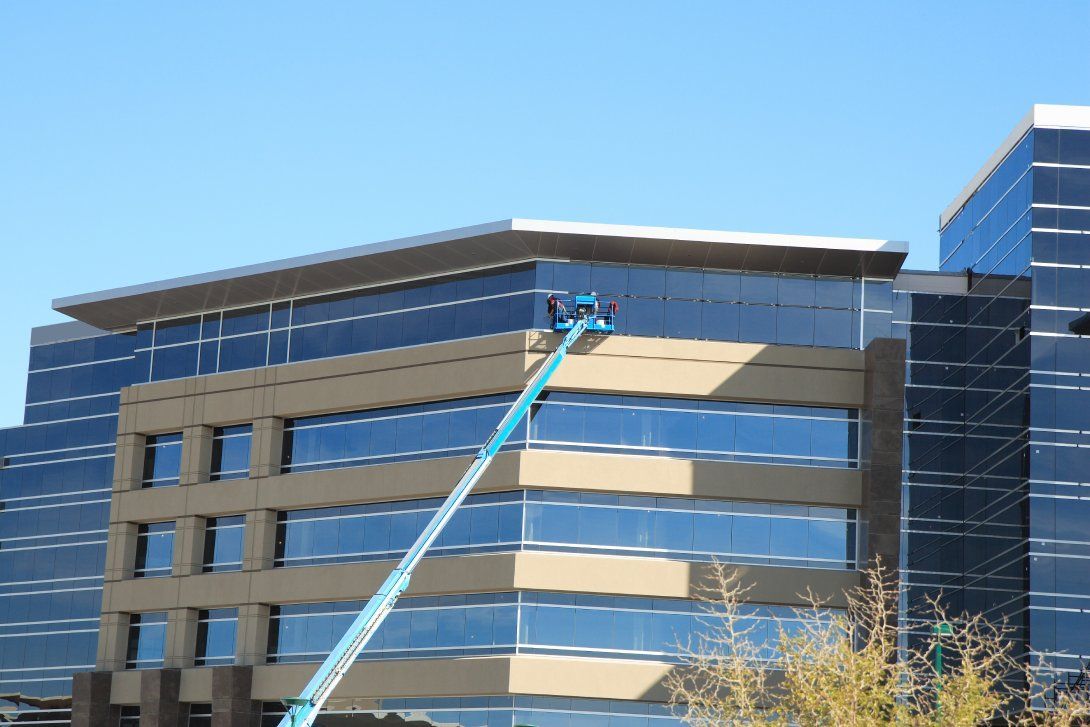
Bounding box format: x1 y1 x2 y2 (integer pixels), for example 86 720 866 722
913 122 1090 684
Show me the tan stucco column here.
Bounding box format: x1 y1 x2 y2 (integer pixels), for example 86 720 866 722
95 612 130 671
180 425 214 485
113 433 146 492
235 604 271 666
165 608 199 668
243 509 278 572
172 516 206 577
104 522 139 582
250 416 284 479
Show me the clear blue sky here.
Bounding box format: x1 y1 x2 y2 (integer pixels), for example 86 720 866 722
1 2 1088 425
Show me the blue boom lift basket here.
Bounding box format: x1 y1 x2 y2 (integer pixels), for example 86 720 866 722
547 293 617 333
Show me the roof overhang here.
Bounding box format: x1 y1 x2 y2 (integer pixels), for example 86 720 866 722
53 219 908 331
940 104 1090 231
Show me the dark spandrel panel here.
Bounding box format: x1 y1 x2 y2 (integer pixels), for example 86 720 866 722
28 332 135 372
1058 129 1090 166
1058 167 1090 208
198 339 219 375
221 305 270 337
1034 165 1060 205
25 359 136 405
154 316 201 346
941 131 1033 274
1058 208 1090 233
151 343 198 381
201 312 221 340
218 333 268 372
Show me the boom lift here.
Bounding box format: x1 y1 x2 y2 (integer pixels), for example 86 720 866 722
279 294 617 727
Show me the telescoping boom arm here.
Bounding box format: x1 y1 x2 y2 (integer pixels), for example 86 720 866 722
279 296 615 727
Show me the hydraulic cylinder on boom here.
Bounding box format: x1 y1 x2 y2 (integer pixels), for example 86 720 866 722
278 293 616 727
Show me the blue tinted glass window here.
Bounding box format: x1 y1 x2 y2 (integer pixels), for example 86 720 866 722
196 608 237 666
126 612 167 669
154 317 201 346
203 515 245 573
277 490 855 570
143 433 182 487
134 522 174 578
210 425 252 481
267 592 839 664
221 306 270 337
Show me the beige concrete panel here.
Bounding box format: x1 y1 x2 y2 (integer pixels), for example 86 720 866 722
200 388 262 428
247 454 519 511
236 603 271 667
102 553 854 614
249 658 514 701
563 332 863 367
178 668 213 705
511 553 858 607
250 416 284 479
180 425 214 486
118 333 864 438
246 553 521 606
113 433 145 492
166 608 199 668
244 510 277 572
517 451 863 507
104 522 138 582
550 351 862 408
174 572 253 610
112 485 197 524
102 576 182 614
167 656 676 703
508 656 674 702
108 449 859 524
124 398 188 437
96 612 129 671
173 516 206 577
110 671 141 705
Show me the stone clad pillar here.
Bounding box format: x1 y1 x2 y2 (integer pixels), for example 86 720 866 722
71 671 118 727
140 668 186 727
861 337 907 573
211 666 260 727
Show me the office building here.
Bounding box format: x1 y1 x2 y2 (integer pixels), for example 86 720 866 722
4 220 906 725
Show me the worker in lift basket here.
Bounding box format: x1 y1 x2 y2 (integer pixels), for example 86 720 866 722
546 294 566 318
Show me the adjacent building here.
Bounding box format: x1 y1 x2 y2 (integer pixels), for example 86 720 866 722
899 104 1090 684
0 103 1085 725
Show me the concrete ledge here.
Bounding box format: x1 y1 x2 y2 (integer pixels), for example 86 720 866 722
110 450 863 525
102 551 857 614
110 655 679 704
117 332 866 434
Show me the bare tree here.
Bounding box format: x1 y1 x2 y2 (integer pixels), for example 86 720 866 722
668 560 1090 726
